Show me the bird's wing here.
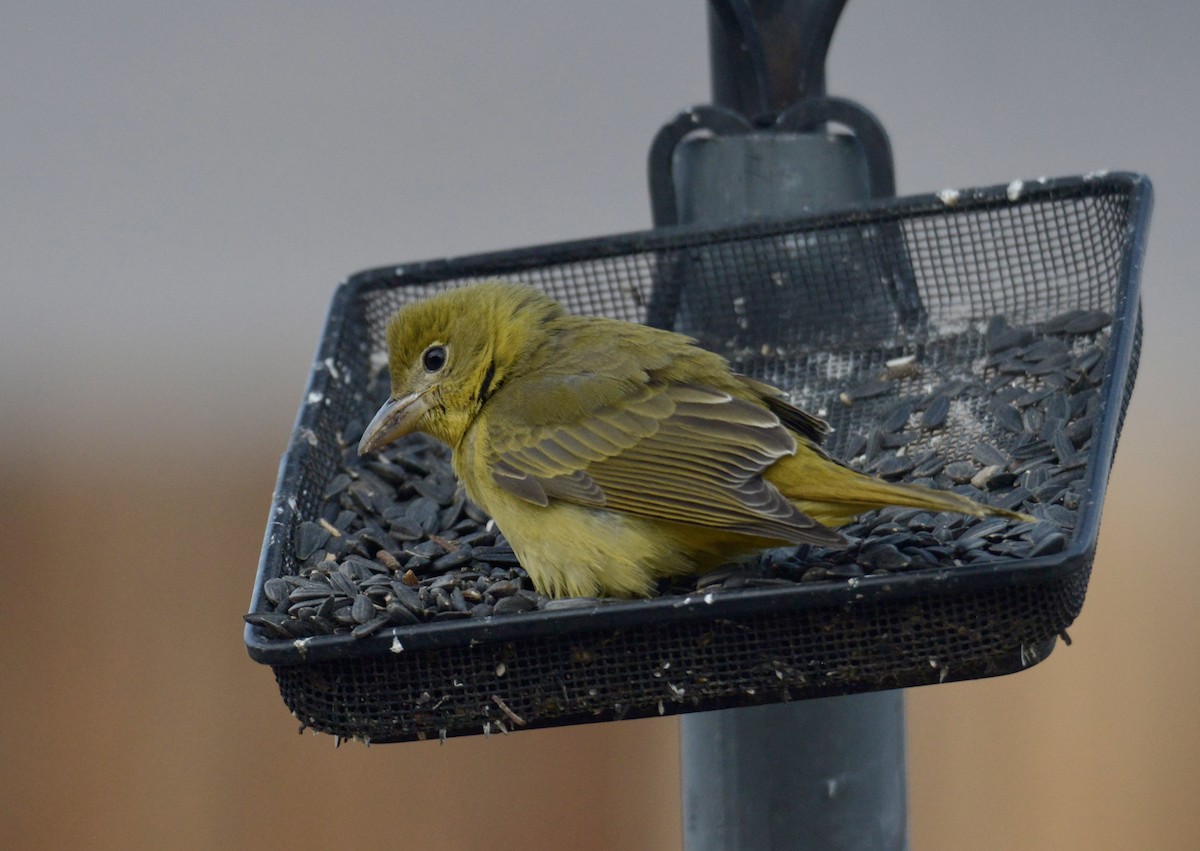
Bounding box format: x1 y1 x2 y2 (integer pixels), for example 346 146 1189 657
486 380 844 545
739 376 830 447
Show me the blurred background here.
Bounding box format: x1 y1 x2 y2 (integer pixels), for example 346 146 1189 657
2 1 1197 848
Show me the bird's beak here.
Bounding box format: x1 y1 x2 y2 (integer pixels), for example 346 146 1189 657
358 392 431 455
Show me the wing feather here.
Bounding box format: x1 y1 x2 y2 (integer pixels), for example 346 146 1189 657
486 380 843 545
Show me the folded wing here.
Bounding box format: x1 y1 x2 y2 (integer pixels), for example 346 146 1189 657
487 381 845 546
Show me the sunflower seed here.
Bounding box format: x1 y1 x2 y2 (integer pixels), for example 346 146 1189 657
464 500 490 524
910 451 945 479
346 481 377 514
406 497 442 535
1063 310 1112 334
1025 353 1073 376
995 488 1034 512
961 517 1010 541
859 543 911 569
883 398 919 432
1028 532 1067 557
440 494 466 528
971 441 1011 468
841 380 893 404
351 614 390 638
294 521 329 560
264 577 290 606
387 516 424 541
875 455 916 479
433 546 474 571
405 540 445 560
341 556 378 581
472 546 520 566
920 394 951 429
1051 429 1077 466
414 476 457 505
1043 392 1070 423
243 612 297 639
843 432 868 459
288 585 333 605
322 473 352 499
364 459 407 485
494 595 537 615
350 594 376 624
1075 347 1104 374
943 461 977 484
386 600 421 625
985 471 1019 491
388 581 422 613
987 325 1035 354
1044 504 1076 526
487 580 521 598
1066 416 1094 446
865 426 884 460
1019 337 1069 362
358 523 393 552
992 402 1024 434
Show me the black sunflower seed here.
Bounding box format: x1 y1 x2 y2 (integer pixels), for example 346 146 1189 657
243 612 296 639
351 594 376 624
294 521 329 560
920 394 950 429
1063 310 1112 334
433 546 474 571
351 614 390 639
992 402 1024 434
943 461 977 484
882 398 919 433
494 595 537 615
263 577 290 606
1029 532 1067 557
972 442 1011 468
874 455 916 479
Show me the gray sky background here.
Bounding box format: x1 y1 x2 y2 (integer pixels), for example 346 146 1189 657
3 0 1196 463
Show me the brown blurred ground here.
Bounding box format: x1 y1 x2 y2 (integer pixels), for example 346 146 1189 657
2 408 1196 850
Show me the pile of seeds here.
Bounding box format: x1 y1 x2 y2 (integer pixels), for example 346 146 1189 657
246 309 1111 641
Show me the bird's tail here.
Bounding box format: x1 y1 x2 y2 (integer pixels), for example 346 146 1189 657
771 453 1033 529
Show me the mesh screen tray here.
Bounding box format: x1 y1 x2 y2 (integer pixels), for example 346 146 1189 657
245 173 1150 743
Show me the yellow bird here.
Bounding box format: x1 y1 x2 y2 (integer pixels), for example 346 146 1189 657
359 281 1028 598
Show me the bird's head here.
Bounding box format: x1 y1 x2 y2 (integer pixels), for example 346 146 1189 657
358 281 562 454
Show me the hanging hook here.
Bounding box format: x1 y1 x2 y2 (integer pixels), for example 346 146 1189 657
707 0 848 123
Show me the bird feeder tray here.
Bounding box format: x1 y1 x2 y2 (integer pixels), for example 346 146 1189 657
245 173 1150 743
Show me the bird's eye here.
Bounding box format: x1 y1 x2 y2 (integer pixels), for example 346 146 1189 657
422 345 447 372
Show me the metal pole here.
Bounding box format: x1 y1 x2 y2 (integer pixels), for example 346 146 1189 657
675 4 909 849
